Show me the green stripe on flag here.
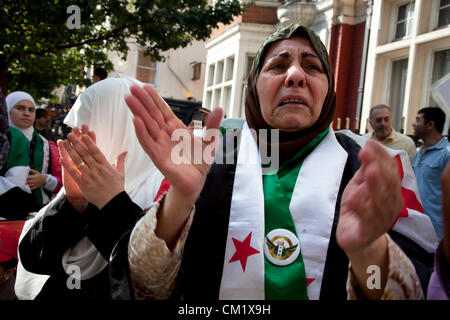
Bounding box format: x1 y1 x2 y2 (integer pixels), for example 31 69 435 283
263 128 329 299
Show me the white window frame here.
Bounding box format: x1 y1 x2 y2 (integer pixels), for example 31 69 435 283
204 54 236 116
421 43 450 108
389 0 415 42
430 0 450 31
383 53 410 131
383 52 409 103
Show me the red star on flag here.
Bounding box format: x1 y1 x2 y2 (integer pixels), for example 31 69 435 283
229 232 260 272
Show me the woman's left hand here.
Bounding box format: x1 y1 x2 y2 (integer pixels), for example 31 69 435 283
26 169 47 190
58 128 127 210
336 140 403 299
337 139 403 253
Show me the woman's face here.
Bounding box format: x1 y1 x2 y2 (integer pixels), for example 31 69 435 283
9 99 36 129
256 35 329 132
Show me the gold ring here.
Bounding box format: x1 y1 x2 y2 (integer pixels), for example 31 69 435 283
77 161 86 168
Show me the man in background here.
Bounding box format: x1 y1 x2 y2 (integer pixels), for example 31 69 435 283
93 67 108 83
365 104 416 163
412 107 450 240
34 109 55 142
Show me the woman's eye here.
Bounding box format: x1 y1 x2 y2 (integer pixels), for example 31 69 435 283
306 64 321 72
268 63 285 71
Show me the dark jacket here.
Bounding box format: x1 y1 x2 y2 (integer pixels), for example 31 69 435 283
19 192 142 300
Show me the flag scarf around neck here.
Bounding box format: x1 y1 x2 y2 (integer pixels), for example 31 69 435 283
0 127 31 199
219 122 348 300
263 129 329 299
31 131 50 205
0 128 50 205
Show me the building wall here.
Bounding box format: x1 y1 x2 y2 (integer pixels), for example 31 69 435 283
361 0 450 135
204 0 372 126
105 0 450 135
203 0 281 117
204 23 275 118
107 40 207 102
158 40 207 101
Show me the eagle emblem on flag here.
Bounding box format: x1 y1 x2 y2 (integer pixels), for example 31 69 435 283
264 229 301 266
265 236 298 260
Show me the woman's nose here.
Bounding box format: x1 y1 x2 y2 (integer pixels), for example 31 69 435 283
285 64 306 88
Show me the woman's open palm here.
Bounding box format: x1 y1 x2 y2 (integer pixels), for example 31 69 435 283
125 85 223 201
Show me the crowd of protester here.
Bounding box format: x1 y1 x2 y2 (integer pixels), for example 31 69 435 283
0 25 449 302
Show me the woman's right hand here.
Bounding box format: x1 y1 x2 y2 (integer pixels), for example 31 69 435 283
58 125 127 211
125 85 223 248
58 126 95 213
126 85 223 202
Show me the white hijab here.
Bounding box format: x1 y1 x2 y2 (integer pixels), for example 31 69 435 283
15 77 165 299
64 76 165 209
5 91 36 141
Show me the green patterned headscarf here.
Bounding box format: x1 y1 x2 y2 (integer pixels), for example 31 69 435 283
245 24 336 163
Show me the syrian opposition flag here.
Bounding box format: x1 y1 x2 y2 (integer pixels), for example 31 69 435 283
339 130 438 254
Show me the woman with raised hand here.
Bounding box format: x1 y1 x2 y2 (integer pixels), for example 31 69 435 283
16 77 167 300
120 24 436 300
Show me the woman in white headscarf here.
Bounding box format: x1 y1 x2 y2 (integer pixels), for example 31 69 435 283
16 77 167 300
1 92 59 220
4 91 61 208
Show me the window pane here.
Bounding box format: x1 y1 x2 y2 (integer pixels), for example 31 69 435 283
226 57 234 81
138 51 156 68
214 89 221 108
395 1 415 40
398 4 407 21
136 67 156 84
395 22 406 39
191 63 201 81
441 0 450 7
207 65 215 86
206 91 212 109
224 86 232 117
431 49 450 107
216 61 224 84
390 59 408 132
432 49 450 84
438 6 450 28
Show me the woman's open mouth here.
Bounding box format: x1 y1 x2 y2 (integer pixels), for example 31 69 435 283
278 98 308 107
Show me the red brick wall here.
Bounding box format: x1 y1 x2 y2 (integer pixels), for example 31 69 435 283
242 5 278 24
329 22 366 131
210 15 242 39
210 5 278 39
